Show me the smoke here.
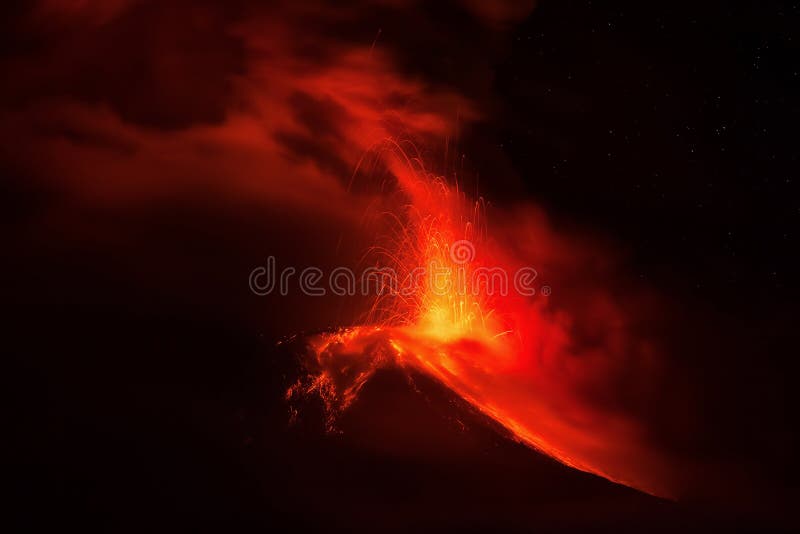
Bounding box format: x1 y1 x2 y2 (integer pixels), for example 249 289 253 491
4 0 741 504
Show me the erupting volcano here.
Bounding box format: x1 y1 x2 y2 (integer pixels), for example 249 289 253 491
12 1 797 530
287 142 676 499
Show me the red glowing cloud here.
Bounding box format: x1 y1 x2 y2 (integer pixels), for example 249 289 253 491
5 0 692 501
290 152 680 497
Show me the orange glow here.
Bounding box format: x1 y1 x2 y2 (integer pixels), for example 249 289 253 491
290 147 678 499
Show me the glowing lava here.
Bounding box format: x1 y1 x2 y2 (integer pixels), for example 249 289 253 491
289 145 677 499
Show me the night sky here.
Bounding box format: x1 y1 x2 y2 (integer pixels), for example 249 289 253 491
500 1 799 495
6 1 799 531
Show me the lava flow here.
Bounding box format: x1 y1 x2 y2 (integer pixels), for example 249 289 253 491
288 144 678 500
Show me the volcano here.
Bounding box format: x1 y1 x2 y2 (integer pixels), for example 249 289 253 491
6 1 798 531
236 335 728 532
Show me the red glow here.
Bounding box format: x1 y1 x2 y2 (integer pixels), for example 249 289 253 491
291 146 677 499
7 0 678 501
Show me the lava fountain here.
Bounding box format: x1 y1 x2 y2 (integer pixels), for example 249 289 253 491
288 141 678 500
